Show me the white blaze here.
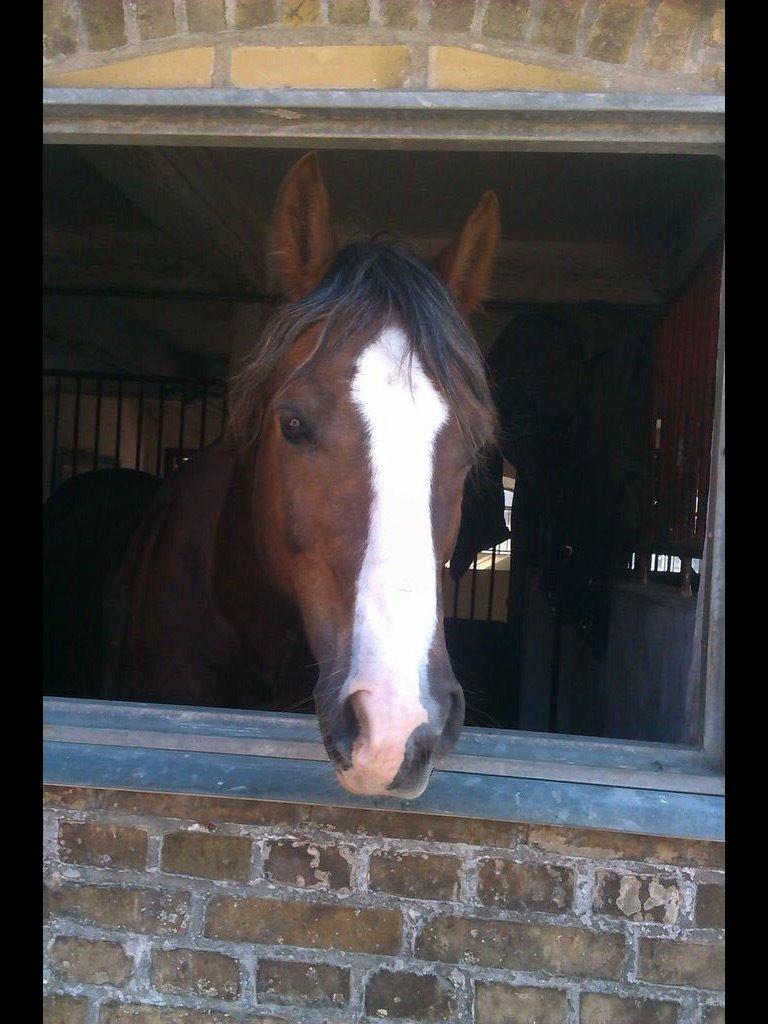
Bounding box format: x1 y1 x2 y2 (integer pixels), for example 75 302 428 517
341 326 447 787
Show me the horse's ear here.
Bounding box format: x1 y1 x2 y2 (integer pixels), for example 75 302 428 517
272 152 339 300
434 190 501 316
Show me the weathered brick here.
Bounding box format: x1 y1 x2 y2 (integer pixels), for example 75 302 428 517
580 992 680 1024
186 0 226 32
80 0 126 50
533 0 583 54
256 958 350 1008
265 839 352 890
483 0 530 42
58 821 148 870
51 937 133 986
708 8 725 47
586 0 645 64
380 0 419 29
283 0 320 26
243 1018 292 1023
151 948 241 1000
42 788 526 848
478 859 574 913
99 1008 240 1024
476 983 567 1024
704 64 725 89
135 0 176 40
43 0 79 58
45 882 190 936
369 851 461 901
235 0 276 29
638 938 724 990
429 0 474 32
417 917 625 978
696 884 725 928
366 969 458 1022
643 0 700 72
161 831 252 882
527 826 724 869
205 896 402 954
329 0 370 26
593 869 681 924
44 993 89 1024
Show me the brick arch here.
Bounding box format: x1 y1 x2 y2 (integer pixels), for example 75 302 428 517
44 1 723 92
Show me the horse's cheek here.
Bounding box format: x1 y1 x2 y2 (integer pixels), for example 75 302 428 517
434 488 464 564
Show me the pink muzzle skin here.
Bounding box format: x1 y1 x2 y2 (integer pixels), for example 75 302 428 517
334 689 429 797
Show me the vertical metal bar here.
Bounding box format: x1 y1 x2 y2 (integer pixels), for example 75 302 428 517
71 376 82 479
668 295 687 549
649 320 666 557
114 378 123 469
156 382 165 477
676 288 696 548
134 378 144 471
682 276 702 547
49 374 62 496
637 550 649 585
177 381 187 469
681 556 693 597
694 262 715 541
469 555 479 621
199 382 208 449
694 256 721 551
92 377 102 471
548 604 564 733
486 544 497 621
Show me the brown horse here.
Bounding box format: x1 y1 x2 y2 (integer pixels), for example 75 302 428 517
103 153 501 798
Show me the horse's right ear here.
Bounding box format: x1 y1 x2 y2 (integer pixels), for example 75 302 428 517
433 190 501 317
271 152 339 301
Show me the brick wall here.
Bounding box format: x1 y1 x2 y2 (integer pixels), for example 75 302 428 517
44 786 725 1023
43 1 724 93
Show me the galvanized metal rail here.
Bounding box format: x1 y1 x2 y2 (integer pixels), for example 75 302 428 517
43 89 725 153
44 698 724 840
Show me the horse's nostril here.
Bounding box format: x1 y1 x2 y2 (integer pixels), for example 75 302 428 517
385 722 441 793
324 735 352 772
319 693 361 773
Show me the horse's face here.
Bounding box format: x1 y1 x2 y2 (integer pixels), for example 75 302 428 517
246 154 500 798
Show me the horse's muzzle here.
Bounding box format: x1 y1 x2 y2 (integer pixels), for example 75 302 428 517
320 682 464 799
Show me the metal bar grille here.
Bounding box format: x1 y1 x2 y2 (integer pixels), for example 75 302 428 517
443 485 514 622
42 371 228 503
633 248 722 581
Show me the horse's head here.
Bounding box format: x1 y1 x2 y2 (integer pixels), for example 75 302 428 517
230 153 501 798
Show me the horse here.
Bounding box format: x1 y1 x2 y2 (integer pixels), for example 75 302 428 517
43 468 162 699
50 152 502 799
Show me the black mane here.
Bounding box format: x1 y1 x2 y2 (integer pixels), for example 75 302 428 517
228 240 496 454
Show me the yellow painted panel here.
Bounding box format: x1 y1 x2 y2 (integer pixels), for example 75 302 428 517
431 46 602 91
231 45 409 89
45 47 214 88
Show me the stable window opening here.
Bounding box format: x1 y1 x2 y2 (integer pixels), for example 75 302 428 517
43 143 723 769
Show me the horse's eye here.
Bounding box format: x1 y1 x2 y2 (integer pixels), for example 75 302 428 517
280 413 310 444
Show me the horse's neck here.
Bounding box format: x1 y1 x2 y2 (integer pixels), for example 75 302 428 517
106 437 300 706
214 443 315 709
214 441 295 645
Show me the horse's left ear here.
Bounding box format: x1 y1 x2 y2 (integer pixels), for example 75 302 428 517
434 190 501 316
272 152 339 300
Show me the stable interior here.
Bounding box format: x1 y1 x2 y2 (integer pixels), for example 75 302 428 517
43 145 724 744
